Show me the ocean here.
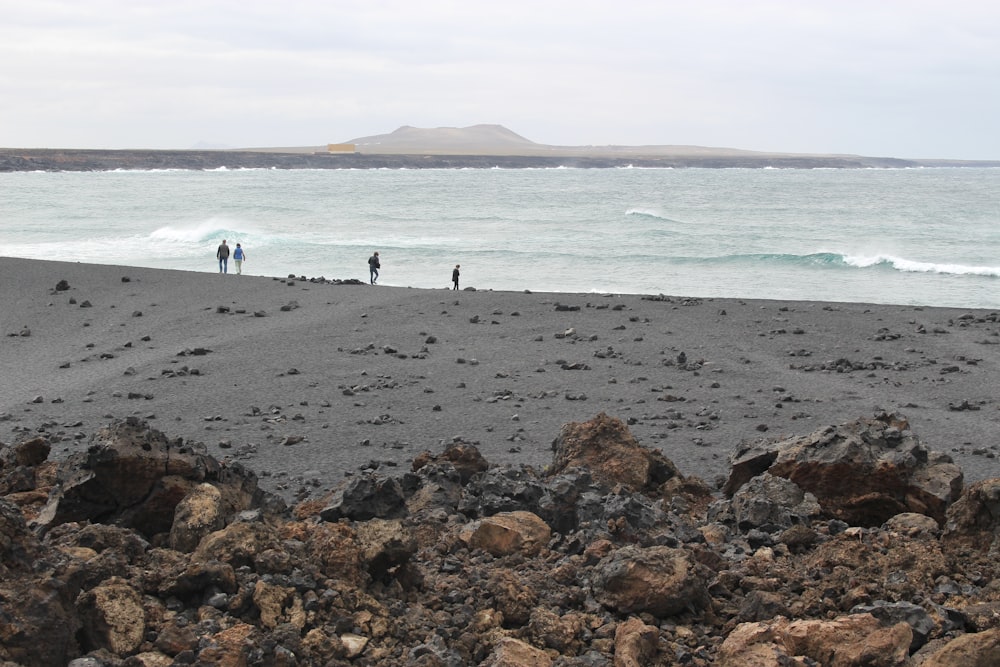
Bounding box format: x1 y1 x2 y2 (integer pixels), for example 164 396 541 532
1 166 998 308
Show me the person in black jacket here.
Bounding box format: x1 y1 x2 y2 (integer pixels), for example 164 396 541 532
368 251 380 284
452 264 460 290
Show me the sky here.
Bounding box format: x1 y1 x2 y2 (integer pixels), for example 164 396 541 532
2 1 999 159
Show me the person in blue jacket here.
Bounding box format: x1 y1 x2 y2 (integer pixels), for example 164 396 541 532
233 243 246 275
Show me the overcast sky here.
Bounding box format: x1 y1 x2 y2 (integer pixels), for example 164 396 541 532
2 1 998 159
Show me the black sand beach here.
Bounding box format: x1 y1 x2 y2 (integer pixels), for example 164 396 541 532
2 257 998 502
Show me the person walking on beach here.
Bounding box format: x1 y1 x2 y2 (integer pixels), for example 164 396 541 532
368 251 380 284
216 240 230 274
452 264 460 290
233 243 246 275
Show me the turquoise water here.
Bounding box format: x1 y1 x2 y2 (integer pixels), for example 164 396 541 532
1 166 998 307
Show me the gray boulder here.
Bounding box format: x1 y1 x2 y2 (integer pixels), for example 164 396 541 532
320 472 407 521
709 472 821 532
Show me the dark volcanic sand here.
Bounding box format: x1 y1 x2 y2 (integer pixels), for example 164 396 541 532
2 257 998 502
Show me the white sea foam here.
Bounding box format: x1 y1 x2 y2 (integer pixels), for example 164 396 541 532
624 207 690 223
149 219 261 244
625 207 666 219
842 254 1000 277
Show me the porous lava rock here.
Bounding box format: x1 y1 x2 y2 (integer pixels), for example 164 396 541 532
0 413 999 665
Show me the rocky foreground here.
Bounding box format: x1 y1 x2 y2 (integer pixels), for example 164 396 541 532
3 411 1000 666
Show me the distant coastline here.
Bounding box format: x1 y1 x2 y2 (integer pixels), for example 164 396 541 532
5 124 1000 171
4 147 999 172
6 124 999 171
5 122 1000 172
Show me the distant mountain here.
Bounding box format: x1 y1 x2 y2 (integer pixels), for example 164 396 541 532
348 124 539 155
237 124 986 164
345 124 792 158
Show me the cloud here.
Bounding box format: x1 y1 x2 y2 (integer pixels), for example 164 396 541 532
1 0 999 158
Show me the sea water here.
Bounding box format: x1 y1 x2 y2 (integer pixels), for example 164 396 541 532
0 166 997 308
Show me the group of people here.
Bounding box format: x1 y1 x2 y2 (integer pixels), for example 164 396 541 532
216 241 459 288
215 240 246 274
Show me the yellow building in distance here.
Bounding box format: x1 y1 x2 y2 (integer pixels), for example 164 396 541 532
327 143 356 154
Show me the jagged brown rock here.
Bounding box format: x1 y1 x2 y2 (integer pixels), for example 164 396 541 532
549 411 684 494
2 414 1000 665
591 544 709 616
76 577 145 655
920 627 1000 667
943 478 1000 550
167 481 225 552
459 510 551 557
717 613 913 666
614 617 660 667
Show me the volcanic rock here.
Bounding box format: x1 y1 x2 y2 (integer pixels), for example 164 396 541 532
614 617 660 667
591 544 708 616
167 481 225 552
549 411 684 494
76 577 145 655
725 411 963 526
0 498 39 573
354 518 417 580
717 613 912 666
459 510 551 557
319 471 407 521
35 417 282 539
412 439 489 484
920 627 1000 666
943 478 1000 550
481 637 551 666
2 414 1000 664
710 472 822 532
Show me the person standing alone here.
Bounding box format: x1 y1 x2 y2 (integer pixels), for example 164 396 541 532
368 251 380 284
233 243 246 275
452 264 460 290
217 240 230 274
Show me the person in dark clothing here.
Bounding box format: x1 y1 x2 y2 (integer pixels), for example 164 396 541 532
452 264 460 290
216 240 230 273
368 251 380 284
